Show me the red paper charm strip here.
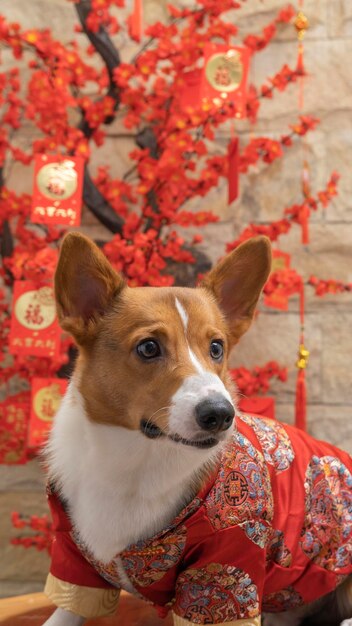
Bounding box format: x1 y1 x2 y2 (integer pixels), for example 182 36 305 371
31 154 84 226
0 396 30 464
8 281 61 357
28 378 68 450
201 44 251 118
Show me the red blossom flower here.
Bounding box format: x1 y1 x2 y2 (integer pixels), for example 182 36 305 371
230 361 288 396
308 276 352 296
11 511 54 554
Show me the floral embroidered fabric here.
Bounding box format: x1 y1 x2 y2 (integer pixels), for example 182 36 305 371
47 414 352 623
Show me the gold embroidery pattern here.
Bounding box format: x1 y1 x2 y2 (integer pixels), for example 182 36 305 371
173 612 261 626
121 525 187 587
44 573 119 618
205 433 273 532
300 455 352 571
238 414 295 473
174 563 259 624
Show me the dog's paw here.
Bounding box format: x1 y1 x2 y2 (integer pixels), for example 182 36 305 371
340 620 352 626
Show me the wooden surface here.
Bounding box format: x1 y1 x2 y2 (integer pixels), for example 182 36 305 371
0 591 173 625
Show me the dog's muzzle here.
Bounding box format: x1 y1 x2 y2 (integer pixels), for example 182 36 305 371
195 395 235 433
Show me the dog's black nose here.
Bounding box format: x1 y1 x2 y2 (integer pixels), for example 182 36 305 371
195 396 235 433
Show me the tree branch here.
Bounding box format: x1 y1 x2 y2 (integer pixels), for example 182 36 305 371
134 127 161 231
82 167 124 233
75 1 120 97
75 0 124 233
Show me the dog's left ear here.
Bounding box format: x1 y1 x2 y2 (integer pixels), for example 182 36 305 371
55 232 125 345
202 236 272 346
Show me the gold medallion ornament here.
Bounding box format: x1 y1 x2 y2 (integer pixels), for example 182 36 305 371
294 6 309 109
205 49 244 93
294 11 309 41
36 159 78 201
34 384 63 422
15 287 56 330
296 343 310 370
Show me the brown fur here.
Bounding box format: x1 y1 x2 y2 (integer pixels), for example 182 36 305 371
54 232 271 432
202 236 272 344
55 233 125 345
75 286 233 431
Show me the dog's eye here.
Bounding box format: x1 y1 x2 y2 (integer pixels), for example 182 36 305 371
137 339 161 360
210 340 224 360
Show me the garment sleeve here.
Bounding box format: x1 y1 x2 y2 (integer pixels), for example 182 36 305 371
45 490 120 618
173 525 266 625
45 573 120 618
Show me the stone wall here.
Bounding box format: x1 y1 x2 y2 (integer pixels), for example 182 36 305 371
1 0 352 598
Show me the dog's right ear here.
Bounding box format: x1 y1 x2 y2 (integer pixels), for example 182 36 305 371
55 232 125 345
201 236 272 346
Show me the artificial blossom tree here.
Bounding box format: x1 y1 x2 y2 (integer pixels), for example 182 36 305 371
0 0 347 472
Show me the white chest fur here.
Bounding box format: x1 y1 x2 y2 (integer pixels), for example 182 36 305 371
46 383 218 563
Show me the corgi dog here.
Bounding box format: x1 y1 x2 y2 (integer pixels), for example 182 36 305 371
43 233 352 626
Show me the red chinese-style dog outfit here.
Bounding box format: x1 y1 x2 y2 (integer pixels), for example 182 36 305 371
45 414 352 624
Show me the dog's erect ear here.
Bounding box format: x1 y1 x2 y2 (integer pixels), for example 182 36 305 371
55 232 125 344
202 236 272 346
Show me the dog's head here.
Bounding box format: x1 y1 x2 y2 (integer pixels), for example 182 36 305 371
55 233 271 451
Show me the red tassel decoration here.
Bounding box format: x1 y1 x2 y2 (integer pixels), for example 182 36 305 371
297 42 305 110
294 2 310 430
128 0 143 42
296 42 305 74
294 6 309 110
295 362 307 430
228 136 239 204
302 160 310 198
300 204 310 244
295 283 309 430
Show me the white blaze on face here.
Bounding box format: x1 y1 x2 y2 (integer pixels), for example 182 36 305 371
169 298 234 441
175 297 204 375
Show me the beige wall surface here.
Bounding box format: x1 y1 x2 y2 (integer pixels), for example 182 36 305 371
0 0 351 598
